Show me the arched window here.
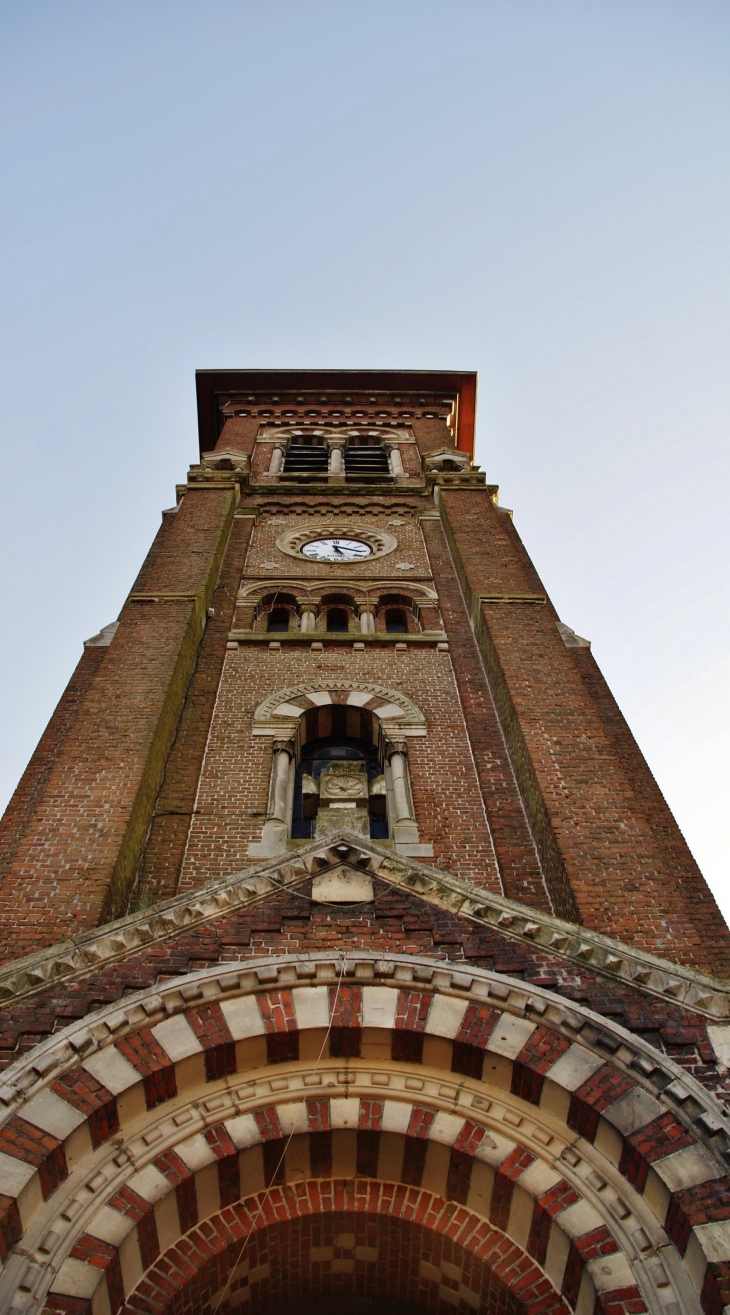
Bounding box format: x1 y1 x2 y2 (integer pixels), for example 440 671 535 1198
326 607 349 632
291 735 388 840
385 608 408 633
376 593 418 634
267 607 290 633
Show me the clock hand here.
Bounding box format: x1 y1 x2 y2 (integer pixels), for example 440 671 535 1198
333 544 344 555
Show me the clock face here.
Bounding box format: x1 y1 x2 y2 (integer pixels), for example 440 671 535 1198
301 537 373 562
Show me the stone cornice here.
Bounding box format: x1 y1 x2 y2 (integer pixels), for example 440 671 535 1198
0 832 727 1018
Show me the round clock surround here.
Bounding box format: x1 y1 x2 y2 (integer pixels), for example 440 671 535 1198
275 524 398 562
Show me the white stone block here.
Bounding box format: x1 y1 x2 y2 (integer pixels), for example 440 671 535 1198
22 1087 86 1140
277 1102 309 1137
0 1149 36 1197
653 1142 720 1193
127 1163 172 1205
362 986 398 1030
330 1097 360 1128
289 985 328 1031
84 1046 140 1095
50 1257 104 1299
544 1044 604 1092
151 1014 203 1060
429 1111 469 1147
381 1101 413 1135
603 1087 663 1135
486 1014 535 1060
220 994 266 1039
225 1113 261 1149
587 1252 635 1294
425 995 467 1040
559 1198 606 1240
176 1132 216 1172
88 1204 136 1248
517 1159 563 1198
471 1129 516 1168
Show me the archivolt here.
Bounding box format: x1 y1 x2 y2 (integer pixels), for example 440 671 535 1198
252 681 427 734
0 953 726 1315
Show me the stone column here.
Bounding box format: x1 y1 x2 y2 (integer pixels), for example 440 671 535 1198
327 440 346 476
384 741 431 856
248 738 295 856
387 743 414 823
359 608 375 634
268 444 286 475
387 443 404 476
300 609 317 633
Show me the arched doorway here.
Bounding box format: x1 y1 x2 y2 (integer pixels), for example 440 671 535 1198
0 952 720 1315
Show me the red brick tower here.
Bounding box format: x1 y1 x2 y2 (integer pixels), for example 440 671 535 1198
0 370 729 1315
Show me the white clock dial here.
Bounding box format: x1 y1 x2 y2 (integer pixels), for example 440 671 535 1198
301 537 373 562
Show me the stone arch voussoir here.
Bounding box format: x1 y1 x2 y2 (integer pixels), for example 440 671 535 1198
1 954 726 1315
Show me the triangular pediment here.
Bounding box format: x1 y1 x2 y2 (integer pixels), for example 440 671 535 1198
1 829 728 1021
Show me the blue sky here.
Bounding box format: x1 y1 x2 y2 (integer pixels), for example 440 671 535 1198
1 2 729 913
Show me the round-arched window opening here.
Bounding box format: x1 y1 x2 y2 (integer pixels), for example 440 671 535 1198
291 736 388 840
385 608 408 633
326 607 349 632
267 607 290 633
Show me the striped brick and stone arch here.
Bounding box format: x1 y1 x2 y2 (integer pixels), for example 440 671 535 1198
1 954 728 1315
252 682 426 735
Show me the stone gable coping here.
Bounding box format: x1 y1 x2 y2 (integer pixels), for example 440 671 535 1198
0 832 728 1022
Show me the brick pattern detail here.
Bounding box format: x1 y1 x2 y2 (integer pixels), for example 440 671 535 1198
701 1261 730 1315
511 1027 571 1105
187 1003 236 1081
0 1193 22 1264
258 990 299 1065
307 1098 333 1177
115 1029 177 1109
619 1112 695 1193
527 1180 580 1267
51 1065 119 1147
107 1184 160 1269
562 1226 619 1307
204 1123 241 1207
356 1099 383 1177
451 1003 500 1079
0 1115 66 1198
70 1234 125 1315
117 1181 570 1315
665 1177 730 1255
489 1147 535 1231
446 1121 488 1205
401 1106 437 1187
153 1148 198 1233
568 1065 635 1142
329 984 362 1059
391 989 432 1063
594 1286 648 1315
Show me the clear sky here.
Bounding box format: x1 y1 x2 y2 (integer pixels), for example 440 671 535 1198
1 2 729 919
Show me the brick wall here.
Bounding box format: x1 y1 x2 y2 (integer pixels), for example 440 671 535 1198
0 486 238 962
438 488 730 975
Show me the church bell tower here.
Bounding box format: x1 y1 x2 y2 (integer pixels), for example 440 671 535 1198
1 370 729 1315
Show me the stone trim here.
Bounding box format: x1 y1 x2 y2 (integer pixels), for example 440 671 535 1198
0 835 729 1022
